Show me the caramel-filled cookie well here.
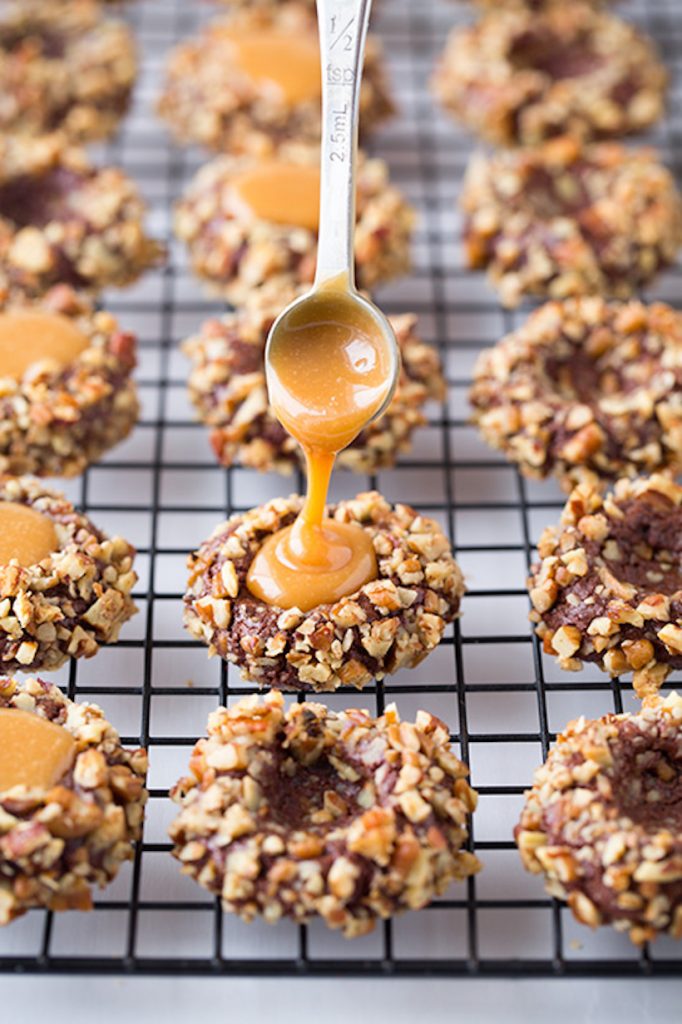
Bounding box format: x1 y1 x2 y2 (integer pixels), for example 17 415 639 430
0 706 76 790
0 310 88 379
222 28 320 104
231 162 320 231
0 502 57 567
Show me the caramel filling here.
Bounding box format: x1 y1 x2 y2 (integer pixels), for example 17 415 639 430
247 275 393 611
222 29 321 105
0 502 58 567
0 707 76 791
231 163 321 231
247 518 377 613
0 310 88 380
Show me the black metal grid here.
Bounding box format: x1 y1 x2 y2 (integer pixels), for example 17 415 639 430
0 0 680 978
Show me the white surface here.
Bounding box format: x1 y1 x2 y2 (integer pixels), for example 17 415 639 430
1 0 680 1007
6 977 682 1024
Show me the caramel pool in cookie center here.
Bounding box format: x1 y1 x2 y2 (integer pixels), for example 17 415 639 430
231 163 320 231
0 311 88 380
0 707 76 791
247 276 393 611
0 502 58 567
247 518 377 613
221 29 321 105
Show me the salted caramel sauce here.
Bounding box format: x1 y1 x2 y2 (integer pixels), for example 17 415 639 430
247 274 393 612
0 502 58 567
0 707 76 791
0 310 89 380
221 29 321 105
246 517 378 613
231 163 320 231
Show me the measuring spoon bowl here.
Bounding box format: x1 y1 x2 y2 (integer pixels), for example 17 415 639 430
265 280 400 452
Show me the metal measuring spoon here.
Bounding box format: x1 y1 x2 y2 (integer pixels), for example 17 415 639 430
265 0 400 424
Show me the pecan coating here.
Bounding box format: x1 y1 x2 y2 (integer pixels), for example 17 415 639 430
432 4 666 146
516 692 682 946
0 476 137 674
0 133 164 297
170 690 479 938
470 297 682 488
467 0 612 7
0 0 136 143
529 475 682 700
460 138 682 308
184 491 465 692
0 675 147 926
213 0 315 4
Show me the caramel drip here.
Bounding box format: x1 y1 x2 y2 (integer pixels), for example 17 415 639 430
231 163 320 231
0 707 76 791
247 275 393 611
0 502 58 567
0 311 89 380
223 29 321 104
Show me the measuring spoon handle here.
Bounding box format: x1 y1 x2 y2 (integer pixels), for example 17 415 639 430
314 0 374 287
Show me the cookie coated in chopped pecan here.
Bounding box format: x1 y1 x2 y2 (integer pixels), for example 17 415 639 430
529 475 682 700
211 0 384 7
465 0 613 7
212 0 315 5
0 133 163 297
516 691 682 946
184 303 445 474
460 138 682 308
0 0 136 143
0 284 139 478
211 0 317 6
470 298 682 489
0 675 147 926
157 4 393 154
432 3 666 146
174 149 413 303
170 690 479 937
0 476 137 674
184 491 465 692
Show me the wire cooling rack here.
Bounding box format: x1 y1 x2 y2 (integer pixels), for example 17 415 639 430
0 0 680 979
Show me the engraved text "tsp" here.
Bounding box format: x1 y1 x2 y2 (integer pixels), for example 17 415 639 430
326 64 356 85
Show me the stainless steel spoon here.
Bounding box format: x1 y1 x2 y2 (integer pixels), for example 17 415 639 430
265 0 400 423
